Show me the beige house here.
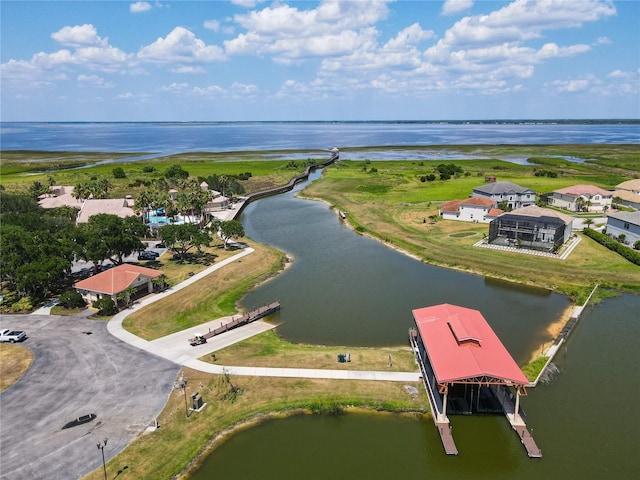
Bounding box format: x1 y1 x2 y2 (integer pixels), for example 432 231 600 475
74 264 164 304
614 179 640 210
76 198 136 223
548 184 612 212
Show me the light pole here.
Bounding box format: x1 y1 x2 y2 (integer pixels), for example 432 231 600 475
97 437 108 480
179 375 189 418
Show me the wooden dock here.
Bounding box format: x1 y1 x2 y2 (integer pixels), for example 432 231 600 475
203 302 280 339
436 422 458 455
514 425 542 458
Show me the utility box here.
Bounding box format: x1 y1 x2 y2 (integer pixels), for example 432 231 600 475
191 392 203 410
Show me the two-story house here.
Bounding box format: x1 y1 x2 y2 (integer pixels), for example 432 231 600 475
548 184 612 212
606 211 640 246
472 181 536 210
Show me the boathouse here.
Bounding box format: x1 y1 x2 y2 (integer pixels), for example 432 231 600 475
409 303 541 457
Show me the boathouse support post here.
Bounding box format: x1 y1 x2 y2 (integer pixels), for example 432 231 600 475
441 384 449 421
514 386 521 424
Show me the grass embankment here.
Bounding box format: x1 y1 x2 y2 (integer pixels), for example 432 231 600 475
303 149 640 302
0 344 34 392
124 240 286 340
203 329 417 372
81 368 427 480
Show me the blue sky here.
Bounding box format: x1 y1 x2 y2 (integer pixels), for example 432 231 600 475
1 0 638 121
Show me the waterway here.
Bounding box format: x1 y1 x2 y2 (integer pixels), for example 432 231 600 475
191 293 640 480
240 171 568 362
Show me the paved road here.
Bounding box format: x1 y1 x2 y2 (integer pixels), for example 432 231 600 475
0 314 179 480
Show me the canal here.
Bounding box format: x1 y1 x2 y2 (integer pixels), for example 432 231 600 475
190 172 639 479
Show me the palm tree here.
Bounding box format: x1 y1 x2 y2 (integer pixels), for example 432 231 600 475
583 218 594 230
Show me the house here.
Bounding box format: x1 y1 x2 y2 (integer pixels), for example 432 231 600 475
614 179 640 210
38 186 82 209
74 264 164 304
472 181 536 210
76 198 136 223
440 197 503 223
488 205 574 252
548 184 612 212
606 211 640 246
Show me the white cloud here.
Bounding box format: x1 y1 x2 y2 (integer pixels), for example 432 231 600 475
77 74 115 88
51 24 105 47
225 0 391 61
138 27 226 64
231 0 265 8
130 2 152 13
204 19 221 32
545 69 639 96
172 65 207 74
192 84 225 96
442 0 474 16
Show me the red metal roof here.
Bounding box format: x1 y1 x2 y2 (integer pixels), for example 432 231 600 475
412 304 528 385
74 264 164 295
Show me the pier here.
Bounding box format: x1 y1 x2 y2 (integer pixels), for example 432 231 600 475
203 302 280 339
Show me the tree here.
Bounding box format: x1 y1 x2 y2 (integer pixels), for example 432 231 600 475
165 164 189 180
219 220 245 249
583 218 594 229
159 223 211 258
93 298 118 316
59 290 86 309
75 214 146 267
612 196 623 209
112 167 126 179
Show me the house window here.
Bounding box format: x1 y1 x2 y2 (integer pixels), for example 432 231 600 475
624 222 630 230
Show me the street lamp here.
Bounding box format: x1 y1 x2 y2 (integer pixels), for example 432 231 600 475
97 438 108 480
179 375 189 418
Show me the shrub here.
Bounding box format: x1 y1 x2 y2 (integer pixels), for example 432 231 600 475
142 165 156 173
11 297 33 313
112 167 126 179
583 228 640 266
635 240 640 250
93 298 118 316
59 290 86 309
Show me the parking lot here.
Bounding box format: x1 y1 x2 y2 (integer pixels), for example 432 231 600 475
0 314 179 480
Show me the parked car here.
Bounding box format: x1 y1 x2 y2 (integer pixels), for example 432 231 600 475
138 251 159 261
0 329 27 343
155 243 166 248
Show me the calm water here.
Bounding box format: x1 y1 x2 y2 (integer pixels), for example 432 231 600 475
191 294 640 480
2 121 639 154
240 171 567 363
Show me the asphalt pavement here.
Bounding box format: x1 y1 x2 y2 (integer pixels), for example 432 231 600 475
0 314 179 480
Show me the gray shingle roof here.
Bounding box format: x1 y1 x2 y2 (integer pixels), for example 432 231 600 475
473 181 534 195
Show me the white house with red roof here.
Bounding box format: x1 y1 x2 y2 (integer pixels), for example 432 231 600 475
548 184 612 212
74 264 164 304
439 197 504 223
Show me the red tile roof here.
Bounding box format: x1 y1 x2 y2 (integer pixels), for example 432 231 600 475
439 200 462 213
460 196 495 207
74 264 164 295
413 304 528 385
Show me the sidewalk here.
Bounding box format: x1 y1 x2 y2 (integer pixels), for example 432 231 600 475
108 247 420 383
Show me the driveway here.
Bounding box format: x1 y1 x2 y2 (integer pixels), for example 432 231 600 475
0 314 179 480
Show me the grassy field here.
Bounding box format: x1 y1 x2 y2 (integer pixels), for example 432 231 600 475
303 148 640 302
123 239 286 340
0 150 327 197
0 344 33 392
204 329 418 372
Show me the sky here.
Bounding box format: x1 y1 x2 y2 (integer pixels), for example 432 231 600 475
1 0 639 121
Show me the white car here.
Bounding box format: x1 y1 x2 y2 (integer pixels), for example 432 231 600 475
0 329 28 343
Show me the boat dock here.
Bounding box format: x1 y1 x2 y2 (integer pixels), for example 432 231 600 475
203 302 280 339
492 385 542 458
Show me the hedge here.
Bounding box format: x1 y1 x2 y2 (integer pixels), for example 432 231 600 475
583 228 640 266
